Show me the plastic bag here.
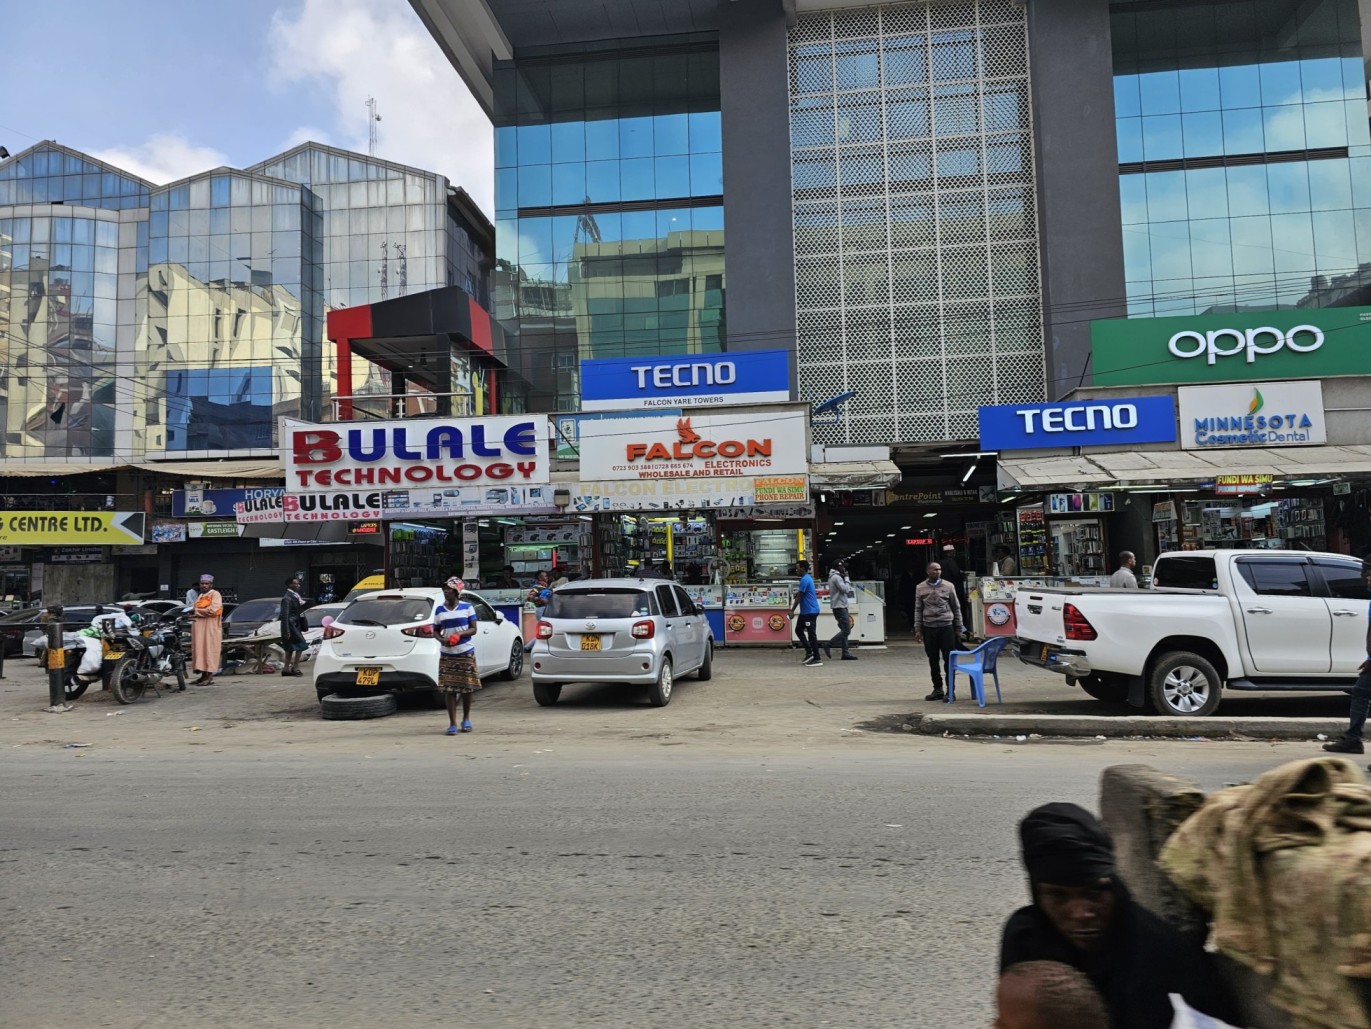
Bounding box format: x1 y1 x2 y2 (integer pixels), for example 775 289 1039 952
1169 997 1242 1029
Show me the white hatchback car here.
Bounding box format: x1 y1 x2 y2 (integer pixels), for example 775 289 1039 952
312 588 523 704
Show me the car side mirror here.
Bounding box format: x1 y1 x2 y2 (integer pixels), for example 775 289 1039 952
494 611 504 623
694 602 706 616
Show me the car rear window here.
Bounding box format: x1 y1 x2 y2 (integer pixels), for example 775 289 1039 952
546 589 654 619
1151 555 1217 591
341 597 433 626
231 599 279 622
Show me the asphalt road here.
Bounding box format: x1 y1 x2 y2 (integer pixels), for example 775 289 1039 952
3 722 1310 1027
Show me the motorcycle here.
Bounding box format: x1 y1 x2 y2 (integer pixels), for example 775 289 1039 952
62 619 188 704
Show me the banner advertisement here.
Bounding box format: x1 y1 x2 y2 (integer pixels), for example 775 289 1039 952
1176 380 1326 450
580 350 791 411
188 521 244 539
504 524 587 546
1091 306 1371 386
150 520 188 544
1047 493 1116 514
573 478 757 512
978 396 1178 451
172 487 283 518
462 520 480 583
577 410 808 481
716 503 817 520
237 485 559 523
1214 474 1274 495
281 415 550 491
0 512 145 547
754 475 809 504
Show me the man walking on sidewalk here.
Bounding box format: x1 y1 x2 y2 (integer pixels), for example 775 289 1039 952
824 559 857 661
914 560 965 701
789 560 822 667
1322 558 1371 756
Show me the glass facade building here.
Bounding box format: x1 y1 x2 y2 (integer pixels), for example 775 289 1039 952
1113 0 1371 316
0 141 492 460
787 1 1044 444
492 38 725 411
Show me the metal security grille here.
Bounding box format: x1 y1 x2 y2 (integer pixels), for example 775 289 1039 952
788 1 1045 444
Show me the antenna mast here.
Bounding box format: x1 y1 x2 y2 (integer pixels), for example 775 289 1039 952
366 96 381 156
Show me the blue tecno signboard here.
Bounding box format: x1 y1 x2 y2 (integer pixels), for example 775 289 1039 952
579 350 791 411
978 396 1178 451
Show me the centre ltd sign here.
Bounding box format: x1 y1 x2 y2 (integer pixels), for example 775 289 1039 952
280 415 549 491
977 396 1177 451
1091 307 1371 386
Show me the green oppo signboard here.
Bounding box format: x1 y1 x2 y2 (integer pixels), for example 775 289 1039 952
1091 307 1371 386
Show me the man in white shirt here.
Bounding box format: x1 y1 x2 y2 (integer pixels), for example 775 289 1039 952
1109 552 1138 589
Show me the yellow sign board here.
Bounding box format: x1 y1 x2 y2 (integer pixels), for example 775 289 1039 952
754 476 809 504
0 512 146 546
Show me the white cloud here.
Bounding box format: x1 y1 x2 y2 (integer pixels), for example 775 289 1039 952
267 0 494 216
90 134 230 185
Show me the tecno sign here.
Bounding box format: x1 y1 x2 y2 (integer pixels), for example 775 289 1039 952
978 396 1177 451
1092 308 1371 386
1167 325 1324 365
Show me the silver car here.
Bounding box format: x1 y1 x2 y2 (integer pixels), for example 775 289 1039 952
529 578 714 707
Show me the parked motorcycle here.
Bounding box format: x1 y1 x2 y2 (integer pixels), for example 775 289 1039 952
62 619 188 704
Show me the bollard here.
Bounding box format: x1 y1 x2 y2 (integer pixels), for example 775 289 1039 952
47 621 64 708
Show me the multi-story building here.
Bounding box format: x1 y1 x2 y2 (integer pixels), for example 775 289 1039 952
414 0 1371 571
0 140 495 461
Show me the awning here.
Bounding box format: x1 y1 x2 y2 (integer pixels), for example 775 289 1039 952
808 459 902 490
0 461 126 477
136 460 283 479
239 522 352 542
998 444 1371 490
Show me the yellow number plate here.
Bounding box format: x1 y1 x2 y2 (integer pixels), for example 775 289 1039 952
355 667 381 686
580 635 601 651
1040 644 1050 662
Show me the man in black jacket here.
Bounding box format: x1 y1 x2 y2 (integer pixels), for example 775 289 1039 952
999 802 1245 1029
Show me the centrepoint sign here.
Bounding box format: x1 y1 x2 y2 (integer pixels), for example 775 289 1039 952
1091 307 1371 386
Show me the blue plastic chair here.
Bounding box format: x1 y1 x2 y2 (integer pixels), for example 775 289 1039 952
947 636 1011 707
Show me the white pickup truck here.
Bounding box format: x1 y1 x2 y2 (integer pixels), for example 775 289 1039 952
1014 549 1368 716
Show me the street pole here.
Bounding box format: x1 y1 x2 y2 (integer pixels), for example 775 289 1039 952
46 620 65 710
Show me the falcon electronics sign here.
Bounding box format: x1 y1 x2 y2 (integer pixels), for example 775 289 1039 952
281 416 550 493
1091 307 1371 386
577 411 808 482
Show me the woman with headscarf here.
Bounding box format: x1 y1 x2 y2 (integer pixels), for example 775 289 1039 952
999 802 1245 1029
190 573 223 686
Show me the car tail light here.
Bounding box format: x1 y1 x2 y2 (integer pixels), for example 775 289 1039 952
536 621 553 640
1063 603 1097 641
322 625 345 640
401 624 434 638
631 620 655 639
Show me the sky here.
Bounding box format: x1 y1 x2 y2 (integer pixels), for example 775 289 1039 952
0 0 494 214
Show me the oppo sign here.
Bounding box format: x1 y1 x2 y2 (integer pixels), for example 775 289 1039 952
1167 325 1324 365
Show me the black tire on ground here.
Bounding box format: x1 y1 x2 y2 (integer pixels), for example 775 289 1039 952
320 692 398 720
532 682 561 707
648 657 674 707
111 654 146 705
695 642 713 681
1076 674 1128 704
173 655 187 692
316 688 331 706
64 662 89 702
501 638 524 681
1147 651 1222 717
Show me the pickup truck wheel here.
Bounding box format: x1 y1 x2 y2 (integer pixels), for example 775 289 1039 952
1077 674 1128 705
1148 652 1221 716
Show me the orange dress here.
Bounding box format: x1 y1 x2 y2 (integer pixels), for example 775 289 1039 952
191 589 223 674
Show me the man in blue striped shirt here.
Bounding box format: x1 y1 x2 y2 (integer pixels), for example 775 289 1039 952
435 576 480 735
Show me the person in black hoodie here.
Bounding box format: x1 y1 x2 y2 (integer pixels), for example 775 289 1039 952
999 802 1245 1029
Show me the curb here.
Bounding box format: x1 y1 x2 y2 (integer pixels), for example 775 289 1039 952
909 713 1348 741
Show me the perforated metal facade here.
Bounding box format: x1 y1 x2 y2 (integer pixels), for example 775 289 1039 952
788 1 1045 444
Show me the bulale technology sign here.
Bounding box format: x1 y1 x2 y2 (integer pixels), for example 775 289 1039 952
281 415 550 491
576 410 809 482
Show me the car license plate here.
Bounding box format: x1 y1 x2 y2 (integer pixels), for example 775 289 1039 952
580 635 601 651
355 667 381 686
1040 644 1051 662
